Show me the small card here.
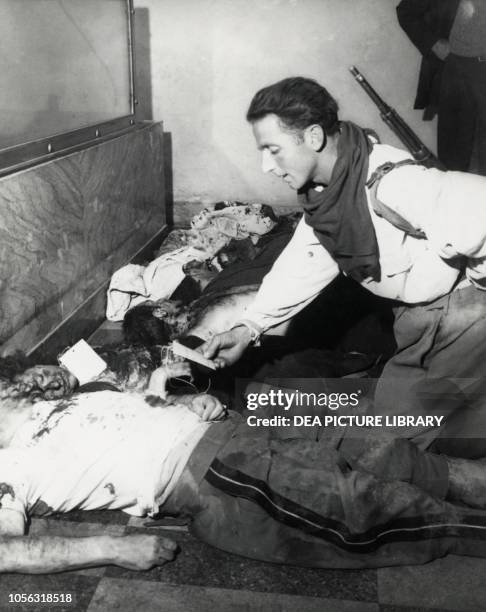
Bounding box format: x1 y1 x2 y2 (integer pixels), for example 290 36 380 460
59 339 107 385
171 340 216 370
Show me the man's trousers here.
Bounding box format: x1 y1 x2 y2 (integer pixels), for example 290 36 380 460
164 413 486 569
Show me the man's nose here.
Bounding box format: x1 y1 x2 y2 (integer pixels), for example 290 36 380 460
261 150 278 174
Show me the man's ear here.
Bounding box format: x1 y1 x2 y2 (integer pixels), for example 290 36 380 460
304 124 326 152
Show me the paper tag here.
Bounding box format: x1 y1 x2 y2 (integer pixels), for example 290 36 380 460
59 339 107 385
171 340 216 370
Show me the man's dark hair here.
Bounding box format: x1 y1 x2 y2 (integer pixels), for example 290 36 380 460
246 77 340 135
123 302 172 347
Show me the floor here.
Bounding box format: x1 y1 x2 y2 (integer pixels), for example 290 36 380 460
3 509 486 612
5 322 486 611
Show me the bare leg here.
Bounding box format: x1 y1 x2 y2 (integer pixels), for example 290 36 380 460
0 534 176 574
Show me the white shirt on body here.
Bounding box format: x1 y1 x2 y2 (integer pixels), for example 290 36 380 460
0 391 209 522
244 143 486 332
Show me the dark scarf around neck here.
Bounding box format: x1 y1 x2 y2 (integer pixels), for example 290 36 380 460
299 121 380 283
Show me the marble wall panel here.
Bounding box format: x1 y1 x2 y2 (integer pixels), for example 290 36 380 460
0 123 165 354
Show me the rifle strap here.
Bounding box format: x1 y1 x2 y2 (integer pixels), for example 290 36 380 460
366 159 427 239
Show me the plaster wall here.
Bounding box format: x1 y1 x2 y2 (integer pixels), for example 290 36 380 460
135 0 434 209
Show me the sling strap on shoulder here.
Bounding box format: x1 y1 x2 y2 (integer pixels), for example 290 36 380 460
366 159 427 240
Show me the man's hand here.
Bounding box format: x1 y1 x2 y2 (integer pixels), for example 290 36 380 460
199 327 252 368
114 534 177 571
13 366 78 401
189 394 226 421
166 393 225 420
431 38 450 61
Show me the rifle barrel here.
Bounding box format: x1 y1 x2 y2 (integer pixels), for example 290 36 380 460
349 66 390 113
349 65 443 169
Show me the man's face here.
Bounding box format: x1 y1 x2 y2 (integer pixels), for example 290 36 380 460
252 114 318 190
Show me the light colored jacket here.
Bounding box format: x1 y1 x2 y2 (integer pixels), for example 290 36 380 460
244 143 486 332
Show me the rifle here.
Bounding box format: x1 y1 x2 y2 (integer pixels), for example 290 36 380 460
349 66 444 169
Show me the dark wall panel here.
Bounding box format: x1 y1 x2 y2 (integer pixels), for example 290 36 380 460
0 123 166 354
